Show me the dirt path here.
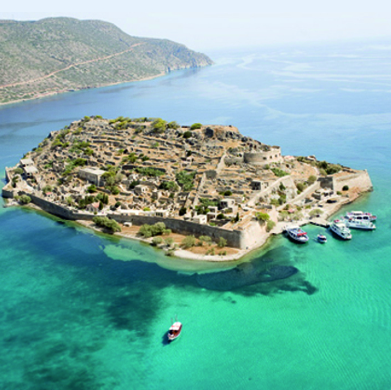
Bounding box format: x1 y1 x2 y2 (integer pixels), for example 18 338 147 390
0 42 144 89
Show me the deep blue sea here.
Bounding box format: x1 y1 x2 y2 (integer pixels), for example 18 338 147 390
1 40 391 389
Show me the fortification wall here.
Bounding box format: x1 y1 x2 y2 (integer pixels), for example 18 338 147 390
110 214 245 248
318 176 336 189
5 167 12 183
247 175 295 207
2 184 15 199
26 193 94 221
290 181 321 206
240 221 265 250
243 148 282 165
335 170 373 192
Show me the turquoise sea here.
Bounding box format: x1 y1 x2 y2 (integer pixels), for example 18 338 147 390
1 40 391 389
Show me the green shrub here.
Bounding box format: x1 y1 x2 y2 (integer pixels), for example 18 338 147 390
87 184 97 193
256 212 270 222
342 185 349 191
206 248 215 255
316 161 341 175
13 168 24 175
319 168 327 176
266 220 276 232
42 185 52 194
307 175 317 185
181 235 196 249
167 121 180 129
96 193 109 204
179 207 187 216
92 216 121 233
151 118 167 133
176 170 196 191
151 237 163 246
136 167 164 177
199 235 212 244
195 198 219 214
217 237 227 248
139 222 166 238
129 180 140 189
139 224 153 238
111 186 120 195
159 181 179 192
190 123 202 130
183 131 192 139
164 237 174 247
296 182 305 193
271 168 289 177
19 195 31 205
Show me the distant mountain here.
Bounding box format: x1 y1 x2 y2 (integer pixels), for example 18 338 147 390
0 17 213 104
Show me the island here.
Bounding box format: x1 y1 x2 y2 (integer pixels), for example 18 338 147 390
0 18 213 105
2 116 373 260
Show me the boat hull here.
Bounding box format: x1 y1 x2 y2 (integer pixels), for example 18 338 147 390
167 322 182 342
287 233 309 243
330 226 352 240
317 235 327 243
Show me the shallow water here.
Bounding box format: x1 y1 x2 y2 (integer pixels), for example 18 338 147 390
1 40 391 389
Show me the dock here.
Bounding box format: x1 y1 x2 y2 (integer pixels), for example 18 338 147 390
309 218 330 228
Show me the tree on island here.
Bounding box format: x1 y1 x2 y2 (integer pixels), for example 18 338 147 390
92 216 121 233
190 123 202 130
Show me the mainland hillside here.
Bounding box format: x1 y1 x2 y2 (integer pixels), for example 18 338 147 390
0 17 213 104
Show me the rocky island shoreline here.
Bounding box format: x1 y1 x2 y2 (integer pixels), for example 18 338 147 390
2 116 373 261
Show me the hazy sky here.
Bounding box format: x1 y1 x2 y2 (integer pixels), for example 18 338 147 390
2 0 391 51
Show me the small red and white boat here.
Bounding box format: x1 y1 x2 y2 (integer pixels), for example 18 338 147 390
168 322 182 342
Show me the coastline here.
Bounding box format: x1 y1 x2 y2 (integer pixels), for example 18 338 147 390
3 188 369 263
0 72 167 107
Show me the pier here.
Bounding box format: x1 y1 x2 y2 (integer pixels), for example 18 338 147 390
309 218 330 228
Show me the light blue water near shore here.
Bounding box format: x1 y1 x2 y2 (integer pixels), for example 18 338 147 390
1 40 391 389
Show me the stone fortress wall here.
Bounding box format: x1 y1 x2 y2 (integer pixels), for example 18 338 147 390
2 187 249 249
111 214 246 248
334 170 373 192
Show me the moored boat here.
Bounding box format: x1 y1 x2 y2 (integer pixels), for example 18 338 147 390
168 321 182 342
317 234 327 243
330 221 352 240
285 225 309 243
346 211 376 222
344 218 376 230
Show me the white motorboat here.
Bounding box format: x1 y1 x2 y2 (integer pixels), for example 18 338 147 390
344 218 376 230
346 211 376 222
317 234 327 243
330 221 352 240
285 225 309 243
